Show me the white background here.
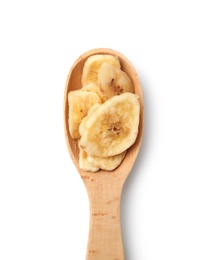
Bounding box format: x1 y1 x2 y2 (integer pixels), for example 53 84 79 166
0 0 207 259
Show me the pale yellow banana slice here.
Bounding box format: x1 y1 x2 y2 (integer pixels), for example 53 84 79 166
87 151 126 171
81 55 121 86
82 83 107 103
79 103 101 137
80 92 140 157
98 62 134 99
78 141 99 172
68 90 101 139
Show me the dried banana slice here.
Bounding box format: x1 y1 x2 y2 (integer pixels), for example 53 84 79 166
87 151 126 171
78 141 99 172
81 54 121 86
79 103 101 137
82 83 107 103
68 90 101 139
98 62 134 99
80 92 140 157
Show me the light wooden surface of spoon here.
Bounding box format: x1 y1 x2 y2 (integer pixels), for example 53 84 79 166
64 48 144 260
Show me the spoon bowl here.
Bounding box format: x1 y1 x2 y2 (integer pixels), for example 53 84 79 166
64 48 144 260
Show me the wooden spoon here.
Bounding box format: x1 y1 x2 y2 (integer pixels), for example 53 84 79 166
64 48 144 260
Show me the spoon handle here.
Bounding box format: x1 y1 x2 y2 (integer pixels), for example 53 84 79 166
84 175 125 260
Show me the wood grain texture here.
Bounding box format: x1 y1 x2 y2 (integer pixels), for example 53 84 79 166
64 48 144 260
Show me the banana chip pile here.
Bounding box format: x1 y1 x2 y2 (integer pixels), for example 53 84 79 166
68 54 140 172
